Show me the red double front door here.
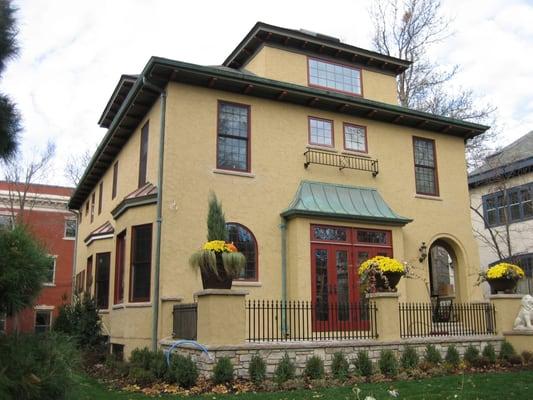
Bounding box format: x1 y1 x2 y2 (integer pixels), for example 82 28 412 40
310 225 393 331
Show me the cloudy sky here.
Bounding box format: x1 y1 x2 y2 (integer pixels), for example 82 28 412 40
3 0 533 186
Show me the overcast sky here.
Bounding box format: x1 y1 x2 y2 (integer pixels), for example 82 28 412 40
3 0 533 187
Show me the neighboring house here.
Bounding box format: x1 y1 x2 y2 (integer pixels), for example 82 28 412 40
68 22 489 355
469 131 533 295
0 181 75 334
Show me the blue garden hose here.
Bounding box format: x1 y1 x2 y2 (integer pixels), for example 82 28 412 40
163 339 212 366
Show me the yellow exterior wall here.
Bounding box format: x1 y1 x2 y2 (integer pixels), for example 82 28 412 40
75 68 481 351
243 45 399 105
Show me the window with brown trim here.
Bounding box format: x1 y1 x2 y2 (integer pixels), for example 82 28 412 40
90 192 95 223
114 230 126 304
343 123 367 153
413 137 439 196
217 101 250 172
85 201 89 216
308 57 362 95
112 161 118 199
95 252 110 309
138 122 149 188
226 223 258 281
130 224 152 302
308 117 334 147
98 182 103 215
86 256 93 295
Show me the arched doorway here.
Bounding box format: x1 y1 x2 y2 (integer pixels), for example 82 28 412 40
428 240 456 298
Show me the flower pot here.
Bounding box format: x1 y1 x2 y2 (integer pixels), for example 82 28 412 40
200 253 233 289
375 271 403 292
488 278 518 294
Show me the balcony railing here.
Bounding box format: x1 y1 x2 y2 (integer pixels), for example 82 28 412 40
246 300 378 342
399 302 496 338
304 149 379 176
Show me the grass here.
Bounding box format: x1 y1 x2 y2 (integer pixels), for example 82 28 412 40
71 370 533 399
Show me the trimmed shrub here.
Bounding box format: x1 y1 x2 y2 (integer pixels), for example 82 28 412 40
424 345 442 365
130 347 154 370
508 354 523 365
168 354 198 389
129 367 156 386
274 353 296 384
499 341 516 361
353 350 373 377
304 355 324 380
444 345 461 368
378 350 398 377
400 347 419 370
248 354 267 385
463 345 480 367
482 344 497 364
212 357 234 385
331 352 350 380
521 351 533 364
0 333 80 400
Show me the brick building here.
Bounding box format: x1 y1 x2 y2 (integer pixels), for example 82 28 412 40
0 181 75 334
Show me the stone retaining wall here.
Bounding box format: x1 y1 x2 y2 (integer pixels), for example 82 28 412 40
160 335 503 378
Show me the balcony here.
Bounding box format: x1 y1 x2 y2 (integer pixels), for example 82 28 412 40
304 149 379 176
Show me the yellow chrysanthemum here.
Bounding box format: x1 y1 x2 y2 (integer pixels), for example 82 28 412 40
486 263 524 280
358 256 405 275
203 240 227 253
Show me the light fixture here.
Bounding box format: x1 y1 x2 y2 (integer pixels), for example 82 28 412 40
419 242 428 263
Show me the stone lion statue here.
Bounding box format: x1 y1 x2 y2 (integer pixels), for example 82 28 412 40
513 295 533 331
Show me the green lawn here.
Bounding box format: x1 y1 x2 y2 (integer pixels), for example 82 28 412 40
71 370 533 399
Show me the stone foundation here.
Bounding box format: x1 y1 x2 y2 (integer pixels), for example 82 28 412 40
160 335 503 378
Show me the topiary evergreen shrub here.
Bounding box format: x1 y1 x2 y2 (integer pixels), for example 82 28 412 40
274 353 296 384
499 341 516 362
378 350 398 377
248 354 267 385
212 357 234 385
331 352 350 380
400 347 419 370
304 355 324 380
444 345 461 369
168 354 198 388
424 344 442 365
463 345 480 367
482 344 497 364
353 350 373 377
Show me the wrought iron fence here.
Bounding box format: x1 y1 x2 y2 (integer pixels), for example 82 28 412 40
304 149 379 176
246 300 377 342
173 303 197 340
399 302 496 338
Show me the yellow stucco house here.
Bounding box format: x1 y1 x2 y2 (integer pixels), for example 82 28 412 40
69 22 491 357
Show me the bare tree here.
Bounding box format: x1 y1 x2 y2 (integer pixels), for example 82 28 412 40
64 149 92 187
369 0 498 167
1 141 56 224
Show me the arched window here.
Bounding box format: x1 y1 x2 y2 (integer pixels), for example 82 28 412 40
226 223 257 281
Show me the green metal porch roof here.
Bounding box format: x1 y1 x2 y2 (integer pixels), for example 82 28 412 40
281 181 412 226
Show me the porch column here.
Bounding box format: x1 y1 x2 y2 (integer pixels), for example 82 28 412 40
367 292 400 341
195 289 248 346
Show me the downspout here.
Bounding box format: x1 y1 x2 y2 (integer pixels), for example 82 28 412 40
280 217 288 335
143 77 167 351
70 210 80 301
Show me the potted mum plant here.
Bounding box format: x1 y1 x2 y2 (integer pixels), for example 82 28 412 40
189 192 246 289
358 256 407 292
478 262 525 294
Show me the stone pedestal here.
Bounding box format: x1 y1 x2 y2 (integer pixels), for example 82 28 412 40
489 294 522 335
366 292 400 341
195 289 248 346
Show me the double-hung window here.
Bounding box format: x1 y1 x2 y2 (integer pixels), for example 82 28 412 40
482 182 533 227
114 231 126 304
413 137 439 196
343 123 367 152
95 252 110 309
35 310 52 334
64 219 76 238
308 58 362 95
130 224 152 302
139 122 149 187
112 161 118 199
217 101 250 172
44 256 56 285
309 117 334 147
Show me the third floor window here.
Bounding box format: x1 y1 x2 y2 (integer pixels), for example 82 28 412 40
308 58 362 96
139 121 149 187
217 101 250 172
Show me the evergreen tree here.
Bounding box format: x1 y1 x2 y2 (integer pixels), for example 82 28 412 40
0 0 20 160
207 192 228 242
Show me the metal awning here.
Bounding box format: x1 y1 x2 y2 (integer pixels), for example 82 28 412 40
281 181 412 226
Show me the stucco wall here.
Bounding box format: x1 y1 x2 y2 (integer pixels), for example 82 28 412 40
244 45 399 105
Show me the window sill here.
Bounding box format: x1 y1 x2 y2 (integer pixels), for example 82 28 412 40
415 194 443 201
306 145 337 153
161 296 184 302
125 302 152 308
112 304 125 310
341 150 371 158
232 280 262 287
212 169 255 178
63 237 75 241
98 309 110 314
43 283 55 287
